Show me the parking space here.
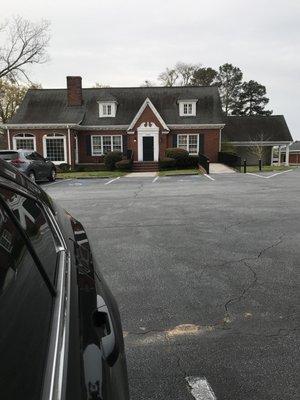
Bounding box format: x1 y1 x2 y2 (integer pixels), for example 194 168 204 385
43 167 299 400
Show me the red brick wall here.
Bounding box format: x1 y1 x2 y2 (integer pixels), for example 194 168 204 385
169 129 220 162
6 126 221 165
77 130 127 163
289 153 300 164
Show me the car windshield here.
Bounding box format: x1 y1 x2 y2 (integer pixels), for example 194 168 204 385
0 151 19 161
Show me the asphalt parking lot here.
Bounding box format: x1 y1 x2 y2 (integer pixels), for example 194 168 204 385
44 169 299 400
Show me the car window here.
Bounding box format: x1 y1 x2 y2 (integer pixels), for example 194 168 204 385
0 202 53 400
24 151 37 160
1 188 59 283
34 152 45 161
0 151 19 161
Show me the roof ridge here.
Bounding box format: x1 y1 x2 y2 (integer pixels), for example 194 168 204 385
28 85 218 91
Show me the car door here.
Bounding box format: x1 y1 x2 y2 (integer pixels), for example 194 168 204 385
34 152 51 180
24 151 43 179
0 187 58 400
67 217 130 400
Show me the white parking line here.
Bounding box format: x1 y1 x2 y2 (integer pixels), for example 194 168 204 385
43 178 72 187
265 169 293 178
204 174 215 181
246 172 268 179
186 376 217 400
247 169 293 179
105 176 120 185
152 176 159 183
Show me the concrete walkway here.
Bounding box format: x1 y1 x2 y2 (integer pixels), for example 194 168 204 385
124 172 158 177
210 163 236 173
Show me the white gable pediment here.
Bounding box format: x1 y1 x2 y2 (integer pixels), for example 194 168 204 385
127 98 169 132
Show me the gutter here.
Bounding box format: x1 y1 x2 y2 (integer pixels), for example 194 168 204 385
228 141 293 146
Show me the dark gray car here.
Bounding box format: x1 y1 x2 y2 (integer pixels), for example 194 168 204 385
0 150 56 182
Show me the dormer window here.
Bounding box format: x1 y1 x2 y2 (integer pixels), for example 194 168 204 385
98 101 117 118
178 99 197 116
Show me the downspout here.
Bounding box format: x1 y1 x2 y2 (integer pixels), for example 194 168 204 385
7 127 11 150
219 126 223 152
67 126 72 166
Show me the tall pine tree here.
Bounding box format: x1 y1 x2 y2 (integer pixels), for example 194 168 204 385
216 63 243 115
233 80 272 115
191 67 218 86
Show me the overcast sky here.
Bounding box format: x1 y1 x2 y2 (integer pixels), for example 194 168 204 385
3 0 300 139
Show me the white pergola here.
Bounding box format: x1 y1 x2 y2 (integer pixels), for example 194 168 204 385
229 141 292 166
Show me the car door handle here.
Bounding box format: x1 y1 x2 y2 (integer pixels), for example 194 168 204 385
92 295 117 365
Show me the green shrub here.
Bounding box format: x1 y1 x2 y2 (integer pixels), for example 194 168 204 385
187 155 200 167
115 159 133 171
104 151 123 170
159 157 176 170
165 148 189 167
58 163 71 172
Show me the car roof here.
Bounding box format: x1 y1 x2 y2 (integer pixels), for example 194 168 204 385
0 158 54 210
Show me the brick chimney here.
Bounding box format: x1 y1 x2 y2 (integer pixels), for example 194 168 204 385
67 76 82 106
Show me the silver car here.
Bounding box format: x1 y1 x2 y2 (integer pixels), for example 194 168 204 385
0 149 56 182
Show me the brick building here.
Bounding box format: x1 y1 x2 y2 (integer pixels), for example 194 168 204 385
1 76 224 169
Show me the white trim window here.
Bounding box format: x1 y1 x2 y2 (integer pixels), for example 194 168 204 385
43 134 67 164
178 100 197 116
13 133 36 151
98 102 117 118
91 135 123 155
177 134 199 155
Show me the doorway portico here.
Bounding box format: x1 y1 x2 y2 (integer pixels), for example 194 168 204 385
137 122 159 162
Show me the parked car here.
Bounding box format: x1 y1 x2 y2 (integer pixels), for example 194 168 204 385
0 159 130 400
0 149 56 182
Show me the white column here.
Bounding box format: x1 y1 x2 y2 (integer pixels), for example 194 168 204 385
278 146 281 166
271 146 274 165
285 145 290 166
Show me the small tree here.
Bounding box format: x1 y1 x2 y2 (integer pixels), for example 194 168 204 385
175 62 200 86
247 133 269 162
158 68 178 87
140 80 156 87
0 16 50 82
0 79 41 124
94 82 111 88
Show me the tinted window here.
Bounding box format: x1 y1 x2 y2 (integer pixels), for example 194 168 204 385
1 188 58 283
0 151 19 161
24 151 37 160
34 152 45 161
0 203 53 400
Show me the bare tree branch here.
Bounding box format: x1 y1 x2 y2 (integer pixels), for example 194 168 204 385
0 16 50 82
158 68 179 87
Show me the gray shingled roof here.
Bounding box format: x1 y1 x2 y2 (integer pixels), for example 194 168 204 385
222 115 293 143
281 141 300 152
9 86 224 126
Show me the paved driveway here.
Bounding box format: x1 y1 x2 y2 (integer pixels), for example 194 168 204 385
44 169 300 400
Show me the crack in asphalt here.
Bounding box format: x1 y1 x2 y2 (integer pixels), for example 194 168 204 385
223 234 285 316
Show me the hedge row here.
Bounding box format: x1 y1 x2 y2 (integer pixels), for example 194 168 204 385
160 148 199 170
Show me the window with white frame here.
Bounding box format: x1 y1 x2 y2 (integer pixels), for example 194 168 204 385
98 102 117 118
177 134 199 154
178 100 197 116
43 134 66 163
13 133 36 151
92 135 122 155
